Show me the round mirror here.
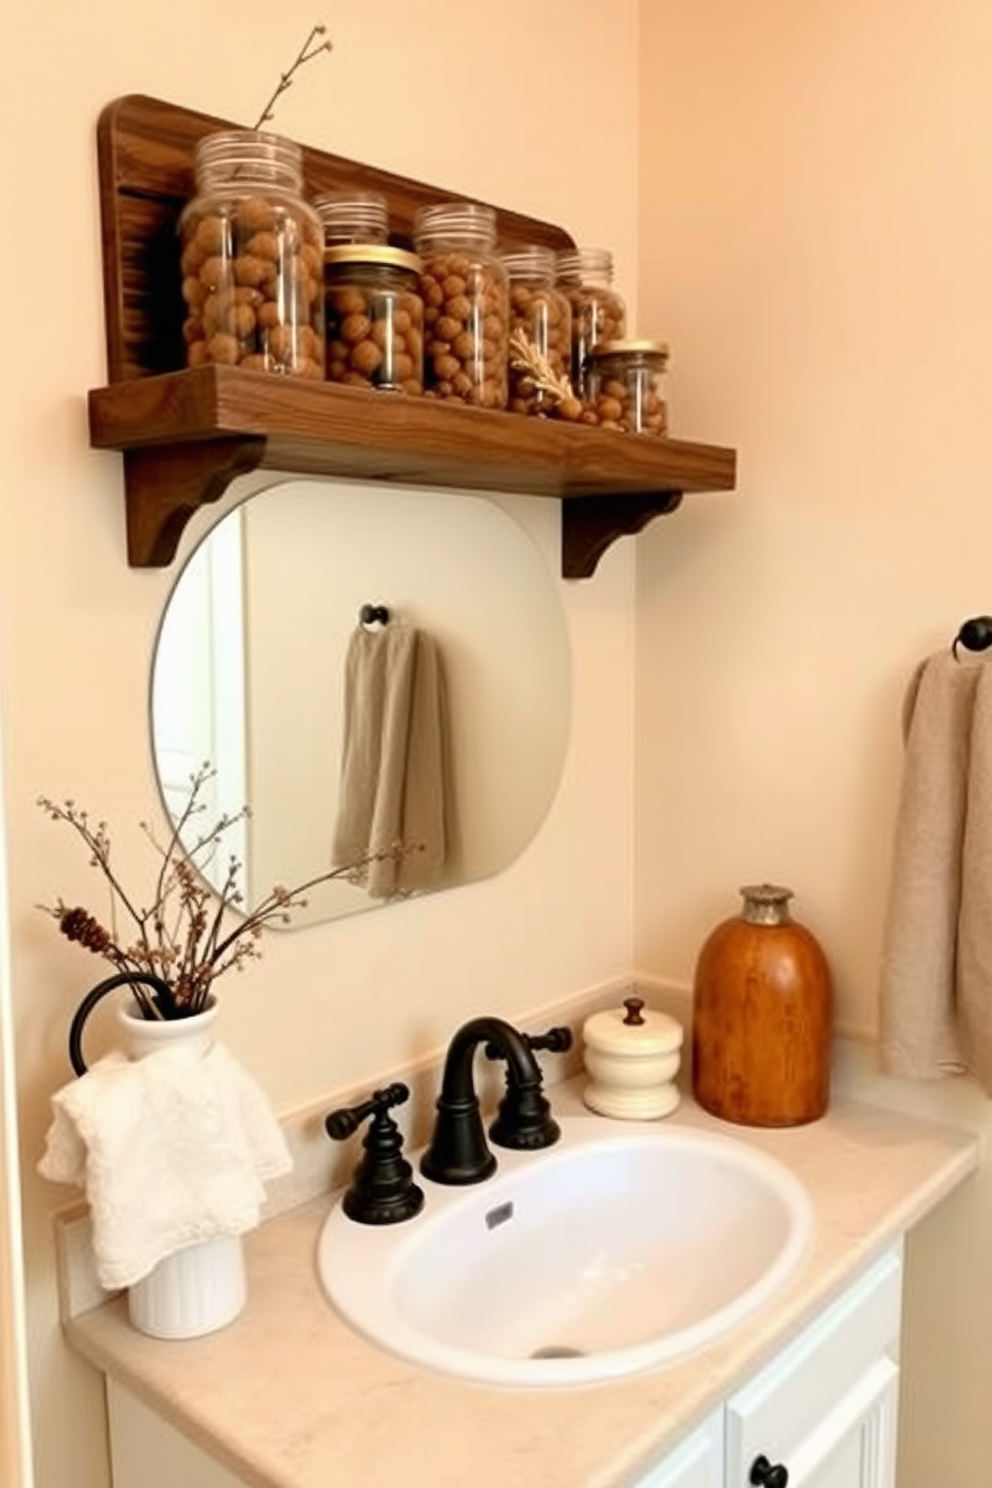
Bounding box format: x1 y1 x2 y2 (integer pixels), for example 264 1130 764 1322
150 478 571 927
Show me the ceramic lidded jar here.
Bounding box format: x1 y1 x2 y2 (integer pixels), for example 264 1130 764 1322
691 883 833 1128
582 996 684 1120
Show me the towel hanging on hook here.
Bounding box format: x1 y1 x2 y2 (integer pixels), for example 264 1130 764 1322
952 616 992 660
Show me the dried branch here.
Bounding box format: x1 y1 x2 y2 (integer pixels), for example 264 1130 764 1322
250 23 334 132
38 768 410 1018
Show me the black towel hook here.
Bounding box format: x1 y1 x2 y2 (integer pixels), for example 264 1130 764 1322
359 603 391 628
953 616 992 660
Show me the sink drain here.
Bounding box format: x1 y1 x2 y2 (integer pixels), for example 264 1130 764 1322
529 1345 587 1360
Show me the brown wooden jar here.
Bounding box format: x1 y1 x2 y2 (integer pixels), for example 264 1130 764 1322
691 884 832 1127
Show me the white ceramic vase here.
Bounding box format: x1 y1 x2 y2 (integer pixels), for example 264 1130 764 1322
119 996 248 1340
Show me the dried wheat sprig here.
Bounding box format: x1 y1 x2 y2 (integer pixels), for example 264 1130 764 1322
251 22 334 132
508 328 577 408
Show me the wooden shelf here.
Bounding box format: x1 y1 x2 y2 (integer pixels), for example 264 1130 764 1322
88 365 736 574
89 94 737 577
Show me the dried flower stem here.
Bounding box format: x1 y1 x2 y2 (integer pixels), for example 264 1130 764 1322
250 23 334 132
508 328 578 409
38 764 407 1018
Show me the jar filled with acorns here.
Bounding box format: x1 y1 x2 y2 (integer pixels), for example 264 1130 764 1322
500 246 572 417
555 245 627 399
586 339 670 435
178 129 325 378
413 201 509 409
322 245 425 395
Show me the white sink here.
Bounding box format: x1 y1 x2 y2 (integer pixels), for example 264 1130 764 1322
317 1115 812 1389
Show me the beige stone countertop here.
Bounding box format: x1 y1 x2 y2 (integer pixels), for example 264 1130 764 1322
64 1084 980 1488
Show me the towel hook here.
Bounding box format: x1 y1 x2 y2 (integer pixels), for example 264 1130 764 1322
359 603 391 628
953 616 992 660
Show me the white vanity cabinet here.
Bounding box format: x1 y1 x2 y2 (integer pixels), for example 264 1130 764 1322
629 1245 902 1488
633 1411 724 1488
104 1247 902 1488
724 1246 901 1488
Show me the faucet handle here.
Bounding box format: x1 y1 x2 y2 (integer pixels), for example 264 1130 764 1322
325 1081 409 1138
325 1083 424 1225
485 1025 573 1060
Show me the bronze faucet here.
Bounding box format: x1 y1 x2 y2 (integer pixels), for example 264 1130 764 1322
420 1016 562 1185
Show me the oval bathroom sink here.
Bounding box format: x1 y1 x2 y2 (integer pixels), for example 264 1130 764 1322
317 1115 812 1389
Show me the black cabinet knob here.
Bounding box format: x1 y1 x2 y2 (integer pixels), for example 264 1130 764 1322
750 1455 789 1488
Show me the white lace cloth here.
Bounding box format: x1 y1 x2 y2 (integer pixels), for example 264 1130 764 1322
38 1041 291 1289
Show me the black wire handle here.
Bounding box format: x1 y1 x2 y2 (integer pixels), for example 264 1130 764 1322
953 616 992 660
68 971 177 1077
359 603 391 627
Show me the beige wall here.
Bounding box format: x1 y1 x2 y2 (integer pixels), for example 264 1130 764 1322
0 4 640 1486
5 2 990 1484
635 2 992 1482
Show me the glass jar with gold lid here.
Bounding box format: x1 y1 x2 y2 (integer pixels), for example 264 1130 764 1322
587 338 670 435
323 245 425 395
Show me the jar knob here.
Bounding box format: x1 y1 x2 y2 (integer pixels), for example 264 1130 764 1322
622 997 646 1026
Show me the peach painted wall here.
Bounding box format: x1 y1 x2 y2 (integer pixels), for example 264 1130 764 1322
0 4 640 1485
636 2 992 1481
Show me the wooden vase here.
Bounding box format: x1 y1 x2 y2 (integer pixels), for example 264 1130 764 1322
691 883 833 1127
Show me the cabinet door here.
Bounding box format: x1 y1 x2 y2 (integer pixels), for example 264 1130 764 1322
633 1410 723 1488
775 1356 898 1488
726 1248 902 1488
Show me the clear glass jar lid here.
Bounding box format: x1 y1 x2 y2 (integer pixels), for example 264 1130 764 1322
500 245 557 282
556 246 615 284
193 128 304 191
313 189 389 244
414 200 498 248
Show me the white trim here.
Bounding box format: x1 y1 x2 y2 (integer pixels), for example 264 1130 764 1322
0 648 35 1487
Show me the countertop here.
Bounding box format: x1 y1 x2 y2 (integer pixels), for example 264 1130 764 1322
63 1082 979 1488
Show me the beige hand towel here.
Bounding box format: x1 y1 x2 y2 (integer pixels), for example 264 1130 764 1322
332 624 448 898
957 662 992 1091
879 648 987 1083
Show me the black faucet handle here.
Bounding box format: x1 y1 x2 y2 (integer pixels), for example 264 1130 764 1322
484 1025 573 1060
325 1081 410 1139
324 1083 424 1225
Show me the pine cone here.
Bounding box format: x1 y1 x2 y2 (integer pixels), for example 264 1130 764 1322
58 907 113 955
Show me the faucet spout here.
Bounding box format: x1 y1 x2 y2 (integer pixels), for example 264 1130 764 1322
420 1016 560 1185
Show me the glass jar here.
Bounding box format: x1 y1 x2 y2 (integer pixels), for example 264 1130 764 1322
555 246 627 397
501 246 574 417
178 129 325 378
413 201 509 409
313 189 389 246
587 339 670 435
324 246 424 395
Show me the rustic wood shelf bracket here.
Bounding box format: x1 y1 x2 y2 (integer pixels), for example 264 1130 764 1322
562 492 684 579
123 437 267 566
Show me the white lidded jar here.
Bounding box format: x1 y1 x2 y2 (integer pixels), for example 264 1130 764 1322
582 996 683 1120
